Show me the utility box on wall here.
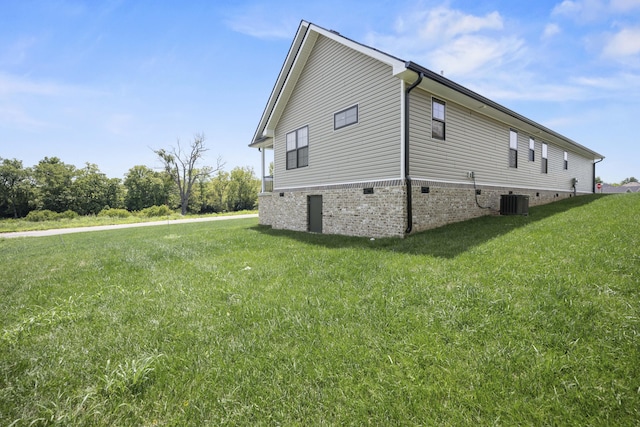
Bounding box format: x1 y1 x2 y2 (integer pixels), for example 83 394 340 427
500 194 529 216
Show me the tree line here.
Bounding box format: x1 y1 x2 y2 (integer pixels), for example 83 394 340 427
0 156 260 219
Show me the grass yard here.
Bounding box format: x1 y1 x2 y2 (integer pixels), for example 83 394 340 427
1 194 638 426
0 210 257 234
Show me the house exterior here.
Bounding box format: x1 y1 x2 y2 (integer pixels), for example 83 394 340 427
600 182 640 193
250 21 605 238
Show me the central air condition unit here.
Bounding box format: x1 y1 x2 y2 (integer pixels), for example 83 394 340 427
500 194 529 216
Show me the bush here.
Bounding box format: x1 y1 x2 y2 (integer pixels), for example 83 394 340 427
98 208 131 218
25 210 60 222
59 210 79 220
137 205 173 218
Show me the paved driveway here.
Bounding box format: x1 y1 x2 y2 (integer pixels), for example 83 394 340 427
0 214 259 239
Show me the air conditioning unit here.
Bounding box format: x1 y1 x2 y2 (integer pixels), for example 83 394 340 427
500 194 529 216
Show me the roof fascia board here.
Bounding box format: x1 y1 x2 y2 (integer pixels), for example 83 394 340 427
262 29 319 137
250 21 311 146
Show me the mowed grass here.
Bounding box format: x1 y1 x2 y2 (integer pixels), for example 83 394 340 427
1 194 638 426
0 210 257 234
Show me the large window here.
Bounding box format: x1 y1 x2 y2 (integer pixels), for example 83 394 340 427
432 98 446 140
529 138 535 162
334 105 358 130
286 126 309 170
542 143 548 174
509 130 518 168
563 151 568 170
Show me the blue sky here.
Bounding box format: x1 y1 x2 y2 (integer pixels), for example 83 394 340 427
1 0 639 183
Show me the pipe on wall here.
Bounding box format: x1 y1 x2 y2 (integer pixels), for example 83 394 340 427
404 71 424 234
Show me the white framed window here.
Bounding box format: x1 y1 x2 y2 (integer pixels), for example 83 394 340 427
286 126 309 170
529 138 535 162
432 98 446 140
542 143 548 174
564 151 568 170
509 130 518 168
334 105 358 130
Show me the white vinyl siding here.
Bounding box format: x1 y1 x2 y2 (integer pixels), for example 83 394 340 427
274 35 401 188
409 89 595 192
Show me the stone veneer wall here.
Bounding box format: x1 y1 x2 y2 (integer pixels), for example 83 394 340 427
259 180 406 238
258 180 583 238
410 180 578 233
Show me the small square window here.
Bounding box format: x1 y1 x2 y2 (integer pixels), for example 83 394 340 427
334 105 358 130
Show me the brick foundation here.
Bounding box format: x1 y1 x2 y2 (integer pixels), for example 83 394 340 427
259 181 581 238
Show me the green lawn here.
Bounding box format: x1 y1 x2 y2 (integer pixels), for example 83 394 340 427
0 210 257 234
1 194 638 426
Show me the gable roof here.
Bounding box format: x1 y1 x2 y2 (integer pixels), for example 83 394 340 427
250 20 604 161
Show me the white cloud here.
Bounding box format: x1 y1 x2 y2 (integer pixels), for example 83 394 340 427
225 5 298 39
0 73 105 97
365 6 523 80
542 23 561 40
0 73 62 96
552 0 640 21
430 35 524 77
415 7 503 41
0 105 48 129
571 72 640 93
610 0 640 12
602 26 640 59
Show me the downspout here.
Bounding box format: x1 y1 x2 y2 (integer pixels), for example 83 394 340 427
593 158 604 193
404 71 424 234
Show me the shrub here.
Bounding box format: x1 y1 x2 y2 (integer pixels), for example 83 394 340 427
137 205 173 218
59 210 79 220
98 208 131 218
25 210 60 222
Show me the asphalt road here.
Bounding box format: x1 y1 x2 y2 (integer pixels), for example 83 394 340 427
0 214 259 239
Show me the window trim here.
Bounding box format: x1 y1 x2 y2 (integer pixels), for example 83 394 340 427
286 125 309 170
529 137 535 162
563 151 568 170
509 129 518 168
541 142 548 174
431 98 446 140
333 104 359 130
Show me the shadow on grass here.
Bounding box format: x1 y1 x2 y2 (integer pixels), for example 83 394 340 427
252 194 607 258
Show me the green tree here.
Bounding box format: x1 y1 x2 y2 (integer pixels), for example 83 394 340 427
0 158 34 218
206 170 230 213
226 166 260 211
33 157 76 212
123 165 171 211
71 163 123 215
154 133 224 215
621 177 638 185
